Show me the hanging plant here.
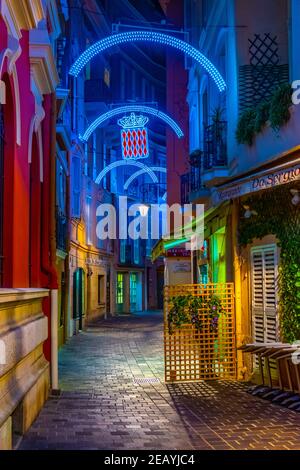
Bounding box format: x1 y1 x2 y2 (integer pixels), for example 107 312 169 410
207 294 226 333
168 295 191 334
236 109 256 146
236 83 292 145
254 101 270 134
167 293 225 335
190 296 204 331
269 83 292 131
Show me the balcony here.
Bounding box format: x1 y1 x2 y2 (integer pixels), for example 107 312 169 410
56 208 68 253
180 150 210 204
140 183 167 203
202 121 228 186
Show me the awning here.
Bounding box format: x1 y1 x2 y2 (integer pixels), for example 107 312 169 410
213 158 300 204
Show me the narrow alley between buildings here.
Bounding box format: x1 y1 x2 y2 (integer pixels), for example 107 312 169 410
20 312 300 451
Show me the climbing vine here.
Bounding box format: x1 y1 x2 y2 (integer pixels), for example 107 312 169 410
167 293 225 335
239 184 300 342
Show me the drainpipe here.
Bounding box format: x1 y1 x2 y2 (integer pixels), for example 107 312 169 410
51 289 58 390
41 92 59 393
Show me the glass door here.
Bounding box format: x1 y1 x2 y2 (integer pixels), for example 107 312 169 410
116 273 124 313
130 273 137 312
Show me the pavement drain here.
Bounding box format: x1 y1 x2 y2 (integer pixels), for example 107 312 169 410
133 377 161 385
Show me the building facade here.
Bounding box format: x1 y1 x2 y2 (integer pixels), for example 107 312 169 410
0 0 60 450
184 0 300 381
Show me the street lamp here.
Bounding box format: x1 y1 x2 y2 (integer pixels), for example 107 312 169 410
138 204 149 217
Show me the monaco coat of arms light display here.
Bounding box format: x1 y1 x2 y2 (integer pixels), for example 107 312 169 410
118 113 149 160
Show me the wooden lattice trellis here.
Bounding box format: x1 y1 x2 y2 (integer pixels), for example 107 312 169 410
164 283 236 383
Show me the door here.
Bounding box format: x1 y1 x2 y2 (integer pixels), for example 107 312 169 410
130 273 137 312
251 245 278 344
157 270 164 310
116 273 124 313
73 268 85 329
106 269 111 313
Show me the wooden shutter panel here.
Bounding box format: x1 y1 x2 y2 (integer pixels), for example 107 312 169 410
251 245 278 344
252 250 265 343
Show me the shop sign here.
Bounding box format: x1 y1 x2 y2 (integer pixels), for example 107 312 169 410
216 164 300 202
173 262 191 273
86 257 106 267
166 248 191 258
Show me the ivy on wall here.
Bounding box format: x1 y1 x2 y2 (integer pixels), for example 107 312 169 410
236 84 292 146
239 184 300 343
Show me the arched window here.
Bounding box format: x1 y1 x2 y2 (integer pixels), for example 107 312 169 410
29 133 42 287
1 74 15 287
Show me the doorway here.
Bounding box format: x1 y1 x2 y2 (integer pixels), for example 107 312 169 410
157 270 164 309
73 268 85 330
116 272 124 313
130 273 137 312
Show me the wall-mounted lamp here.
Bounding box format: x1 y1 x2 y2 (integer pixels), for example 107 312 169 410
291 189 300 206
87 269 93 277
138 204 149 217
243 205 258 219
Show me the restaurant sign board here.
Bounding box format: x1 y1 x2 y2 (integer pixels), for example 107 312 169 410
215 164 300 203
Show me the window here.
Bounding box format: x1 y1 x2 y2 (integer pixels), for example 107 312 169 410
71 155 81 217
56 160 67 213
98 275 105 305
202 0 208 27
86 196 92 245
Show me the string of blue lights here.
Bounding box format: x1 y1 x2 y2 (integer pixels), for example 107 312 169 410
79 105 184 142
69 31 226 92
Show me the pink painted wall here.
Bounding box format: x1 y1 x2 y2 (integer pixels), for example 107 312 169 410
165 0 189 206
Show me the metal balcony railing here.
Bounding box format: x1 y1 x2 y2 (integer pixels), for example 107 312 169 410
140 183 167 203
203 120 227 169
180 173 190 204
56 207 68 252
189 150 203 193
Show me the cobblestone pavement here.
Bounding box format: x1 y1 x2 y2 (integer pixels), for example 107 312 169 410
20 311 300 450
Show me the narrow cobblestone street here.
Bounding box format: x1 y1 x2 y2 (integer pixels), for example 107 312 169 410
20 312 300 450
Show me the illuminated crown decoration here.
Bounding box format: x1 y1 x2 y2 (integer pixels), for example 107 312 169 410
118 113 149 160
118 113 149 129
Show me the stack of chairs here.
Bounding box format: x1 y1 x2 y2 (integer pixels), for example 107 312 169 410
238 342 300 410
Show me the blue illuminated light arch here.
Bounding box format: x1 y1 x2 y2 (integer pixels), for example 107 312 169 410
69 31 226 92
124 167 167 191
95 160 158 185
80 105 184 142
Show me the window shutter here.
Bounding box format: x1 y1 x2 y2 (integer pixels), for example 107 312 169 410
251 245 278 344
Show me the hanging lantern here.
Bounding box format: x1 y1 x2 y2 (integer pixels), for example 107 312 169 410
118 113 149 160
